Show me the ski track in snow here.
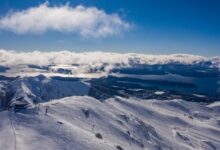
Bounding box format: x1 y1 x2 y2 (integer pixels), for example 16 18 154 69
0 111 16 150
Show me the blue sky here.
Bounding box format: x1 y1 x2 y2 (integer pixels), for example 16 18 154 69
0 0 219 56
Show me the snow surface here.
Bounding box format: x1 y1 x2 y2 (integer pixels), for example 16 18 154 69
0 96 220 150
7 75 90 108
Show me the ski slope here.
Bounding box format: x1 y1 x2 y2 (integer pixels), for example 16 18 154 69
0 111 16 150
0 96 219 150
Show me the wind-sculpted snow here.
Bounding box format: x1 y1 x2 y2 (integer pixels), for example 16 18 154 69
0 96 220 150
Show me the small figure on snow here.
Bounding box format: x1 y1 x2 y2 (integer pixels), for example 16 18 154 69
45 105 49 115
92 124 95 132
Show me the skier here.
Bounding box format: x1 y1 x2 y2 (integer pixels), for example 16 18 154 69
45 105 49 115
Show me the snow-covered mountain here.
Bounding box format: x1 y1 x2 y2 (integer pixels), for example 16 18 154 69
0 50 220 150
0 96 220 150
0 75 91 109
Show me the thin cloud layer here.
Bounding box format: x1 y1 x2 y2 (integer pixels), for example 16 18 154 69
1 50 219 75
0 49 217 67
0 3 130 37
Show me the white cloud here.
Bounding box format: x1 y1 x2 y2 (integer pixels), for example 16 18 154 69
1 49 219 76
0 49 216 67
0 3 131 37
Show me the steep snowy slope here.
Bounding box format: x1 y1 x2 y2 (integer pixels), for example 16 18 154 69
12 75 88 99
0 96 219 150
1 75 90 109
